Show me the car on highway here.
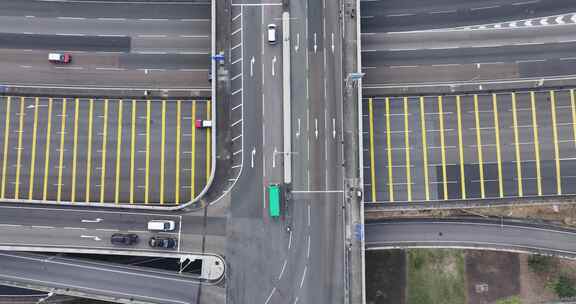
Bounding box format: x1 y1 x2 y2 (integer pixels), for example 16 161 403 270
147 220 176 232
148 236 177 249
110 233 139 246
48 52 71 64
267 24 277 44
195 119 212 128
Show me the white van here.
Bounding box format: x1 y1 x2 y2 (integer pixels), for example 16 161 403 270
267 24 277 44
147 220 176 232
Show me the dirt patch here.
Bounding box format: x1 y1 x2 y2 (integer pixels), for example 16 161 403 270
518 254 576 303
465 250 520 304
365 250 406 304
406 249 466 304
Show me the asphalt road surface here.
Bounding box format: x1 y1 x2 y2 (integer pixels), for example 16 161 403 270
365 219 576 258
0 251 217 304
0 204 227 256
0 96 211 205
225 0 345 303
360 0 576 32
363 88 576 202
0 0 211 90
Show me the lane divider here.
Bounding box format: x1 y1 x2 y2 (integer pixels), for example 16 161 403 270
385 97 394 202
368 98 377 202
492 93 504 198
473 94 485 199
550 90 562 195
456 95 466 199
511 92 523 197
28 97 40 200
530 91 543 196
419 96 430 201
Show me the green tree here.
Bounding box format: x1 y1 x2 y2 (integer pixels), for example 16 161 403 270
554 275 576 298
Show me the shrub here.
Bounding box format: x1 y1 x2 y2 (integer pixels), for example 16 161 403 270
554 275 576 298
495 296 522 304
527 255 554 273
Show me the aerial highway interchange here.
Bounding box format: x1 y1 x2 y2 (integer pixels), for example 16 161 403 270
0 0 573 304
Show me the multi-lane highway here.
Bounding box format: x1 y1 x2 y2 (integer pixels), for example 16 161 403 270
0 0 211 91
225 0 346 303
366 219 576 258
360 0 576 32
360 0 576 94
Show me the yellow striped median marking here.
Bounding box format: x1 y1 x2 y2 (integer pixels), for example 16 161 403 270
129 100 136 204
438 96 448 200
456 96 466 199
385 97 394 202
419 97 430 201
175 100 181 204
530 91 542 196
42 98 53 201
85 99 94 202
56 98 67 201
14 97 25 199
100 99 109 203
492 93 503 198
571 89 576 149
160 100 166 205
403 97 412 201
1 97 11 199
368 98 377 201
28 97 40 200
114 100 123 204
191 100 197 199
145 100 150 204
473 94 485 198
550 90 562 195
511 92 523 197
206 100 212 180
71 98 79 202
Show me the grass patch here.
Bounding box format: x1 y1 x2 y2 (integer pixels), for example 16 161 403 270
406 249 466 304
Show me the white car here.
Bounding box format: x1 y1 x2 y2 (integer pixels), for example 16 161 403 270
195 119 212 128
267 24 277 44
48 52 71 63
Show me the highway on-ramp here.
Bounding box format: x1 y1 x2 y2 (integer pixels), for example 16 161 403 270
366 219 576 258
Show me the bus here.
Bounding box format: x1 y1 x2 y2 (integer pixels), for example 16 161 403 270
268 183 281 218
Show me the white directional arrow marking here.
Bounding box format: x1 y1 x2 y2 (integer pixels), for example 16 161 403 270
314 118 318 139
313 33 317 53
555 15 565 25
81 235 101 241
251 147 256 168
81 218 103 223
332 118 336 139
272 56 277 76
296 118 301 138
295 33 300 52
331 32 335 53
250 56 255 77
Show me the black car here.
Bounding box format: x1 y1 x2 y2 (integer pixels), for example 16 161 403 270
148 236 177 249
110 233 139 246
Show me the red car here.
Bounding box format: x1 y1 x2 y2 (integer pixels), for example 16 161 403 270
195 119 212 128
48 52 71 64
